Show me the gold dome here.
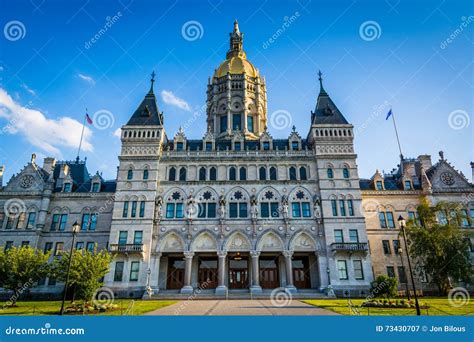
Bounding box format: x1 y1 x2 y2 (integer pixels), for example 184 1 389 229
215 55 259 78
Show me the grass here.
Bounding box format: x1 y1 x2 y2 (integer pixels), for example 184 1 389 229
303 297 474 316
0 299 177 316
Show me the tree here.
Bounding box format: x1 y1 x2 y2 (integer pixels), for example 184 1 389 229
406 198 473 295
1 246 51 305
52 247 112 303
370 275 398 298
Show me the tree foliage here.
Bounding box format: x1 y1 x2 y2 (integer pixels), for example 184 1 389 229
52 247 112 303
370 275 398 298
406 197 473 294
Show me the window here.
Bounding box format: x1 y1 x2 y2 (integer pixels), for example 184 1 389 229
54 242 64 256
63 183 72 192
339 200 346 216
259 167 266 181
169 167 176 181
327 168 334 179
291 203 301 217
16 213 26 229
299 167 307 180
331 199 338 216
229 203 247 218
81 213 90 231
234 142 241 151
263 142 270 150
379 212 387 228
229 167 236 181
382 240 391 254
397 266 407 283
437 211 448 225
21 241 29 247
301 202 311 217
393 240 400 254
261 202 279 218
92 183 100 192
4 241 13 251
143 169 149 180
343 167 350 179
408 211 420 225
118 231 128 245
179 167 187 181
0 212 4 228
166 203 184 219
376 181 383 190
205 142 213 151
127 169 133 180
199 167 206 181
239 167 247 180
86 242 95 252
337 260 348 280
353 260 364 280
139 201 145 218
59 214 68 231
114 262 124 281
51 214 60 231
349 229 359 243
269 167 277 180
291 141 298 150
134 231 143 244
404 180 412 190
130 261 140 281
131 201 137 218
289 167 297 180
44 242 53 253
176 142 184 151
347 199 354 216
470 209 474 222
386 266 395 278
386 212 395 228
76 242 84 250
122 201 129 218
247 116 254 132
290 202 310 218
220 116 227 133
5 216 14 229
198 203 216 218
334 230 344 243
232 114 241 130
209 167 217 181
460 209 469 227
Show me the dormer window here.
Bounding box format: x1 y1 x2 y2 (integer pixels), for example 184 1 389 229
376 181 384 190
291 141 299 150
263 142 270 150
127 169 133 180
91 183 100 192
205 142 213 151
63 183 72 192
404 180 412 190
143 169 149 180
234 142 241 151
176 142 184 151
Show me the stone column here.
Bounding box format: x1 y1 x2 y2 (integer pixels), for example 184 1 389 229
150 252 162 292
284 250 297 293
181 251 194 294
250 250 262 294
215 251 228 295
317 252 329 291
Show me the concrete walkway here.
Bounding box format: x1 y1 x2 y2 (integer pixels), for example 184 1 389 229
145 299 339 316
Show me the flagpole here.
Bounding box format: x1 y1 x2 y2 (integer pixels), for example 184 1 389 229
390 108 404 160
76 110 87 162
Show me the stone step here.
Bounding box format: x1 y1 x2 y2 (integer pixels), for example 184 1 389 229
145 290 328 300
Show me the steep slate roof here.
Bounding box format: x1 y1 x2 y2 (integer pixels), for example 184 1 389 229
311 72 349 125
126 75 163 126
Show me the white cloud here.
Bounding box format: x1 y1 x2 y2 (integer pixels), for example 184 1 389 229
20 83 36 96
113 127 121 138
0 88 93 156
78 73 95 85
161 90 191 111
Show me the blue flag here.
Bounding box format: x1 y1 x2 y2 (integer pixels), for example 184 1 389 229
385 109 392 120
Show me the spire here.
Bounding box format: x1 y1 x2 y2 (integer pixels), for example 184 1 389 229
233 19 240 33
318 70 327 95
126 72 163 126
311 71 349 125
227 20 245 59
148 71 156 94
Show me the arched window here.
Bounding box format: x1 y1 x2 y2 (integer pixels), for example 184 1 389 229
179 167 187 181
127 169 133 180
209 167 217 181
229 167 237 181
228 190 248 218
199 167 206 181
269 167 277 180
299 167 307 180
289 167 297 180
196 190 217 218
165 191 185 219
259 189 279 218
290 189 311 218
327 168 334 179
143 169 149 180
343 167 350 179
168 167 176 181
259 167 266 181
239 167 247 180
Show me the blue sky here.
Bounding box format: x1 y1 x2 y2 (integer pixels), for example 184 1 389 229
0 0 472 182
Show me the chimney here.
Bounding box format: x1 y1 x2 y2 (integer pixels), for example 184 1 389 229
42 157 56 174
0 166 4 187
471 162 474 183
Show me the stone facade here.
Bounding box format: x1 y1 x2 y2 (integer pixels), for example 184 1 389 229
0 22 472 299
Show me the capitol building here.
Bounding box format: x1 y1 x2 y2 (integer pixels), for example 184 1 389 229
0 22 472 298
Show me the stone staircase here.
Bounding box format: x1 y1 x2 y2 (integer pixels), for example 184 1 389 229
146 289 328 300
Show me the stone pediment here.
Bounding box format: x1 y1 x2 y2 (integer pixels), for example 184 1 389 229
427 160 472 191
4 163 48 192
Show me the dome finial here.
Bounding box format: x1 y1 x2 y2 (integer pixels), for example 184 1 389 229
234 19 239 33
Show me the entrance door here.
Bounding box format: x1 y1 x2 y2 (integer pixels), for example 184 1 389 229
229 258 248 289
292 256 311 289
259 258 280 289
167 257 185 289
198 257 218 289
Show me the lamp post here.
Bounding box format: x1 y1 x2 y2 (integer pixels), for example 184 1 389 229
397 246 411 300
59 221 80 315
398 216 421 316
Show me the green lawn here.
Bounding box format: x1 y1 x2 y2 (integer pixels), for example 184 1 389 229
303 298 473 316
0 299 176 316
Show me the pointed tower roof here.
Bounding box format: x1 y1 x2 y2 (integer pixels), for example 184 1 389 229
311 71 349 125
126 71 163 126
